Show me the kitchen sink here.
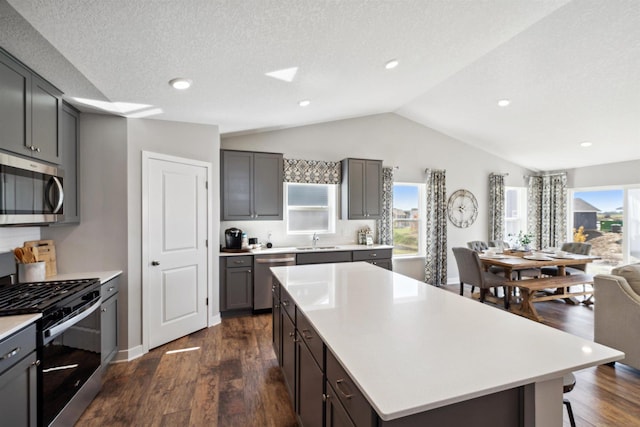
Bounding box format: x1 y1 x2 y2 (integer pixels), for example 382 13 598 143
296 246 339 251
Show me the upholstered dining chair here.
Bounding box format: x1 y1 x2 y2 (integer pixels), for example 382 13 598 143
488 240 510 251
467 241 489 252
452 247 510 308
541 242 592 276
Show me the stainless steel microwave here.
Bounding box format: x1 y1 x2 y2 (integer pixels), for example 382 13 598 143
0 152 64 225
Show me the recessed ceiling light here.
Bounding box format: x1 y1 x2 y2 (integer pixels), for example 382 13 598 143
497 99 510 107
169 78 192 90
265 67 298 82
580 142 593 147
298 99 311 107
385 59 399 69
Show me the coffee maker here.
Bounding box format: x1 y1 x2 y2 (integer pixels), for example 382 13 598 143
225 228 243 250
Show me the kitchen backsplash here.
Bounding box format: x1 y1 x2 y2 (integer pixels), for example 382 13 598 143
220 219 377 249
0 227 41 253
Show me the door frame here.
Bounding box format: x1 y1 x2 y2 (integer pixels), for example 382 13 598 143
141 151 213 354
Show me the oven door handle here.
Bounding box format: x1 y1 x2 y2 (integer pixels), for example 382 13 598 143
46 299 101 339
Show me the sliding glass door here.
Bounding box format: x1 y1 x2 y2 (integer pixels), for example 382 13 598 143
570 186 640 274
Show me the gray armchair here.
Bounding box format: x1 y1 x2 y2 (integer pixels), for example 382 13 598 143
452 247 510 308
542 242 592 276
594 263 640 370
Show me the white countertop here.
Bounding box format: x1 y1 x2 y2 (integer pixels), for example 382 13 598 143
270 262 624 421
0 270 122 341
0 313 42 341
46 270 122 284
220 244 393 256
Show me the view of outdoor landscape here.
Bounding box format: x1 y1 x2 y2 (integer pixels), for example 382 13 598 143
393 184 420 256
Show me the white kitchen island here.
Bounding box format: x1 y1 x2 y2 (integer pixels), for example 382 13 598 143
270 262 623 427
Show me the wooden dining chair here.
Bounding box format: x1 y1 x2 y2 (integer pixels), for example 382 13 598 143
452 247 510 308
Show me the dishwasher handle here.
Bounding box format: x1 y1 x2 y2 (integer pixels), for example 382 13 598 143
256 257 296 264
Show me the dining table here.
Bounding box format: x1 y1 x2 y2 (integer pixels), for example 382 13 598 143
479 250 600 321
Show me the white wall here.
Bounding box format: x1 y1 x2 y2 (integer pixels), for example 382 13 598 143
0 227 40 253
567 159 640 188
222 113 534 282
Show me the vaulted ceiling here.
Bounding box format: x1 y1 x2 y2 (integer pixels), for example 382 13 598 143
3 0 639 171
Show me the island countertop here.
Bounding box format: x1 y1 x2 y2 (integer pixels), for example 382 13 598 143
270 262 623 421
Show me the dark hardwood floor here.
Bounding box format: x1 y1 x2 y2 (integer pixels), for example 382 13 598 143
77 285 640 426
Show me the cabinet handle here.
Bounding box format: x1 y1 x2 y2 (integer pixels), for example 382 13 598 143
301 329 313 340
247 269 252 273
151 261 160 266
282 300 289 307
32 360 41 367
233 260 244 264
335 379 354 399
1 347 21 360
370 253 377 257
274 304 280 309
322 393 330 402
36 147 41 152
101 308 107 312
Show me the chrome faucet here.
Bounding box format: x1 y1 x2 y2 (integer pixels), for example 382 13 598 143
312 232 320 248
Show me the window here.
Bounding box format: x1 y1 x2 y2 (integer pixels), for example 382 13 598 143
505 187 527 238
285 183 336 234
392 183 425 257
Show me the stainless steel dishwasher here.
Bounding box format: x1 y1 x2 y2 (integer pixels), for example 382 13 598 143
253 253 296 310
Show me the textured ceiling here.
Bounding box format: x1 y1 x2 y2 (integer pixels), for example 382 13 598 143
3 0 639 171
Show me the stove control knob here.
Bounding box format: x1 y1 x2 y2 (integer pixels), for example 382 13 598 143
152 261 160 266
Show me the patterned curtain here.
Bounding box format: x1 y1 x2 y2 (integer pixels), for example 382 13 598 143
283 159 341 184
488 174 505 242
376 167 394 245
527 173 567 249
424 169 447 286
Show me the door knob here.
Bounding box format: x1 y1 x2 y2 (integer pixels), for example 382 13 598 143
151 261 160 266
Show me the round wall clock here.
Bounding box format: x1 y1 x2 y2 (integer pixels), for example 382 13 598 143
447 189 478 228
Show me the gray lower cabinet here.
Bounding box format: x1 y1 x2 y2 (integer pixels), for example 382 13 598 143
221 150 283 221
325 381 355 427
281 305 296 398
0 48 61 164
296 251 352 265
101 277 119 368
220 256 253 313
341 158 382 220
296 312 324 427
352 249 393 271
0 323 38 427
57 103 80 224
272 283 281 361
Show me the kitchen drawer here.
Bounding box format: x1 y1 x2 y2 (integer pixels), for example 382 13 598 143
297 309 323 370
101 277 120 299
326 349 376 427
297 251 352 265
0 324 36 376
226 255 253 268
365 259 392 271
352 249 392 262
280 286 296 322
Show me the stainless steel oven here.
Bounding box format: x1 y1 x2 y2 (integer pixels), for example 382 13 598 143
0 152 64 225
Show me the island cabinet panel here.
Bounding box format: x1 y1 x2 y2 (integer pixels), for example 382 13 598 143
297 310 323 367
297 336 323 427
281 307 296 399
272 282 282 362
326 349 377 427
325 381 356 427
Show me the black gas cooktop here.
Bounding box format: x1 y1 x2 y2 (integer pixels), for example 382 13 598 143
0 278 100 316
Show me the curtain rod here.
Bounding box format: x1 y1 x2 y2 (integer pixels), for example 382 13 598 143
523 171 567 178
424 168 445 173
490 172 509 176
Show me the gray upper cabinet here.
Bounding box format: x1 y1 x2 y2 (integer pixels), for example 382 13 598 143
57 103 80 224
341 158 382 219
221 150 283 221
0 49 31 157
0 48 61 164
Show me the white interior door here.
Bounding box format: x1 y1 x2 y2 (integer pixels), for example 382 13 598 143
146 155 208 349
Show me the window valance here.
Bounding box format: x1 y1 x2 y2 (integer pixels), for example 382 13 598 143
283 159 341 184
